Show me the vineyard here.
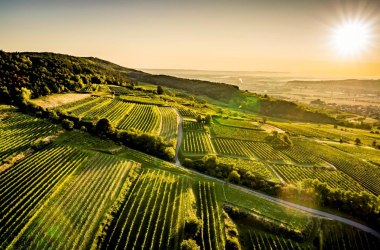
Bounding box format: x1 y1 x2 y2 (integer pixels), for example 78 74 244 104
322 221 380 249
109 85 130 95
0 145 88 247
178 108 197 118
158 107 179 142
183 120 204 131
213 138 290 163
214 117 262 130
246 229 309 250
13 154 139 249
294 141 380 195
102 170 188 250
271 122 380 146
79 99 134 124
0 113 59 163
194 181 225 250
211 123 269 141
329 143 380 166
279 140 326 165
118 104 161 133
218 157 279 181
273 164 367 193
182 131 215 154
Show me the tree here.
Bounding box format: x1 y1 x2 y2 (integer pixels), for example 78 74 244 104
96 118 114 135
180 239 200 250
228 170 240 183
184 216 202 237
19 87 32 103
157 85 164 95
62 119 74 130
355 138 361 145
205 115 212 125
196 115 202 123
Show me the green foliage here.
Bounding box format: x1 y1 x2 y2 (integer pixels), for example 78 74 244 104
117 129 175 161
157 85 164 95
0 51 133 104
184 215 202 237
180 239 200 250
96 118 114 135
62 118 74 130
228 170 241 183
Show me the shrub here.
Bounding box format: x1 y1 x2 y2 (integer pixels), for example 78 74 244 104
180 239 200 250
62 119 74 130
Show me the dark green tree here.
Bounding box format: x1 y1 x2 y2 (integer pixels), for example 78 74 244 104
157 85 164 95
96 118 114 135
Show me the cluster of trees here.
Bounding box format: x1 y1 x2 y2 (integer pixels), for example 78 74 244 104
266 131 293 147
17 102 175 162
223 211 241 250
0 51 132 105
195 114 211 125
182 155 282 195
298 179 380 228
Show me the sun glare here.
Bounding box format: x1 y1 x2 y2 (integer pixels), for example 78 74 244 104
331 20 371 57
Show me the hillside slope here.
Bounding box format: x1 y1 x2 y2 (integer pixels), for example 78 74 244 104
0 51 336 123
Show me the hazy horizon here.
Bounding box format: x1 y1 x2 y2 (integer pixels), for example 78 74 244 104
1 0 380 77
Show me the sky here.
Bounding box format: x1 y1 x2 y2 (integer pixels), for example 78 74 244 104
1 0 380 77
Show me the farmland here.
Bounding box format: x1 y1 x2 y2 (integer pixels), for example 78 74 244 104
13 154 140 250
158 107 179 143
1 49 380 249
0 145 88 247
182 131 215 155
118 104 161 133
0 111 59 164
273 164 367 193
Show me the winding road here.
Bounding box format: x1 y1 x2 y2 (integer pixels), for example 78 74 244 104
173 108 380 238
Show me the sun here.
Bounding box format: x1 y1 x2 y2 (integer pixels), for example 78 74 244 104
331 20 371 57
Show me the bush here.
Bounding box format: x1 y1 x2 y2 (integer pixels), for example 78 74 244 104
180 239 200 250
184 215 202 237
62 119 74 130
96 118 114 135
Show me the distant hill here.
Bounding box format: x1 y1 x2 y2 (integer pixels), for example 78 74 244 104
0 51 337 123
288 79 380 87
